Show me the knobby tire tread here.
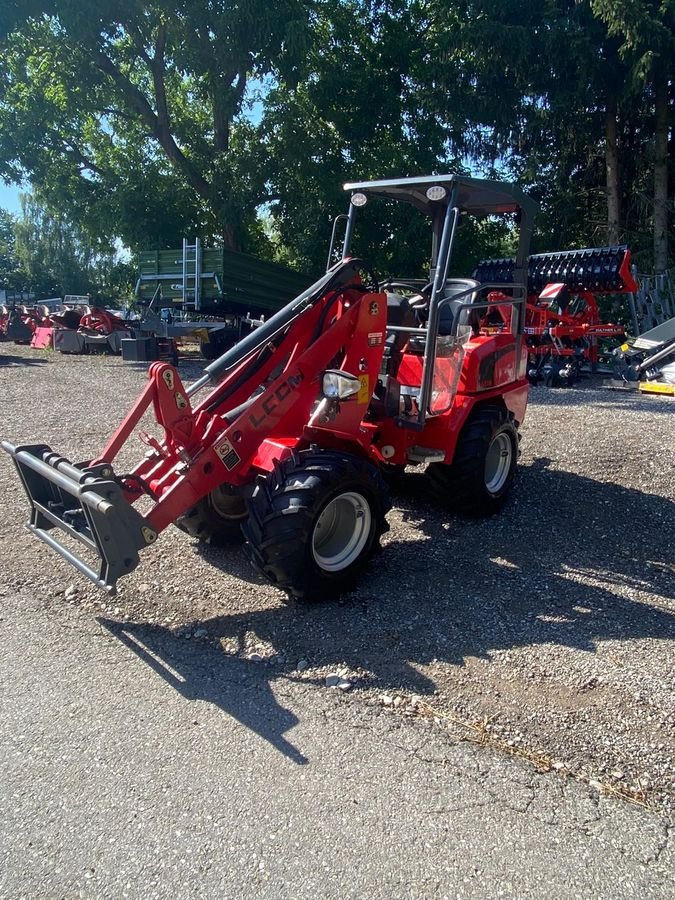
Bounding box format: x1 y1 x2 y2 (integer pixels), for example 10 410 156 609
427 403 519 517
242 449 390 602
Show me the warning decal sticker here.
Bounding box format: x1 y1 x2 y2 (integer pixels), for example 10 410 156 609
357 374 370 404
214 435 241 471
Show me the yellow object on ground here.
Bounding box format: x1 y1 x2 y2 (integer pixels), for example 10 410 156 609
638 381 675 396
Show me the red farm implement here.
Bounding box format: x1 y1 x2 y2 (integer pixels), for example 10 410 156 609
3 175 536 601
474 246 637 386
48 306 132 354
1 303 53 345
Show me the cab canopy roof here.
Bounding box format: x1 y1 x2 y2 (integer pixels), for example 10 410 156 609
343 174 537 219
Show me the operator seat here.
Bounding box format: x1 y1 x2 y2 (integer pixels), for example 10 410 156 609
437 278 481 335
408 278 481 352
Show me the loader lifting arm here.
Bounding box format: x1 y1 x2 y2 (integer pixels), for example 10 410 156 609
2 258 387 593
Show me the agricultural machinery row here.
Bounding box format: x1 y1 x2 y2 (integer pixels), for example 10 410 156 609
1 242 313 363
0 299 139 355
3 249 653 387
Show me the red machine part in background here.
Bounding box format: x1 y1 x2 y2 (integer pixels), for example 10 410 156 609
475 245 637 386
0 305 9 339
79 308 131 336
29 305 131 352
1 304 54 345
524 282 625 381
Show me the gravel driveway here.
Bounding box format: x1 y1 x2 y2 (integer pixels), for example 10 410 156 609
1 344 673 817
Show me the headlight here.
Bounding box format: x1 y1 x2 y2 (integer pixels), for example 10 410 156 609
425 185 447 201
322 369 362 400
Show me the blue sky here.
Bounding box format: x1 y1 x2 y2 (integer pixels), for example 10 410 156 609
0 182 23 215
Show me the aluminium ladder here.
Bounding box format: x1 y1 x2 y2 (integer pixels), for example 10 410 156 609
182 237 201 311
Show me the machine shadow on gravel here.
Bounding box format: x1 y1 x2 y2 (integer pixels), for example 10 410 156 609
98 457 674 762
185 540 270 586
0 353 49 367
97 616 309 766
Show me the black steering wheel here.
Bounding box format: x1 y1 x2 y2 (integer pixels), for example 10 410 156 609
409 281 434 321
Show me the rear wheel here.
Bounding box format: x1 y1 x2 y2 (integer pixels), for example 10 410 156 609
243 449 390 601
176 483 247 545
426 404 519 516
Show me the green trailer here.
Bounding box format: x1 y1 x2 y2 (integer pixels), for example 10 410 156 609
133 240 313 359
136 240 311 315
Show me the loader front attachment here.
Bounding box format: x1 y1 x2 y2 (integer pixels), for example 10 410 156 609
2 442 154 593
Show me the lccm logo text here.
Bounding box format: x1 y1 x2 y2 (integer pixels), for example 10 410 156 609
249 372 304 428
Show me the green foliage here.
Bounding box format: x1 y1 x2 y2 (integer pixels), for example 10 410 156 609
260 0 462 274
590 0 675 80
0 0 671 277
0 1 314 250
0 208 24 290
9 194 132 300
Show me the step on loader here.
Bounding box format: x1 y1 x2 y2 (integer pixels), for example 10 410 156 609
3 175 536 601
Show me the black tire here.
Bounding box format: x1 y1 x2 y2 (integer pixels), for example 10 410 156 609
380 462 406 483
200 338 221 360
176 483 247 545
243 449 391 601
426 404 519 516
200 331 235 360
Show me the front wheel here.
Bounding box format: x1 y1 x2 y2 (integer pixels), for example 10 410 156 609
176 483 248 545
426 404 519 516
243 449 390 601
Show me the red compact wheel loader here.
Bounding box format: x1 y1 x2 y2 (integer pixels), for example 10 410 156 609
3 175 536 601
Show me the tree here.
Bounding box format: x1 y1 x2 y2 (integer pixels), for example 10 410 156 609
418 0 672 270
590 0 674 271
0 1 313 251
1 1 669 275
0 208 25 292
12 194 131 299
260 1 493 275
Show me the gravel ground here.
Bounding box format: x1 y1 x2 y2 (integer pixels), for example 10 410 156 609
1 343 674 817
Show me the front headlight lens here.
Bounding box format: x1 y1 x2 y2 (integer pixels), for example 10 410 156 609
322 370 362 400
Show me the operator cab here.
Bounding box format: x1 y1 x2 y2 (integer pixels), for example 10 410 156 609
329 175 536 425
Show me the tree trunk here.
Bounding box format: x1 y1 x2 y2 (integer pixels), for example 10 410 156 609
605 94 621 245
653 71 669 273
222 224 241 252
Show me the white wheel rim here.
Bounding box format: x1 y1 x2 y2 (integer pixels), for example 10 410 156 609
209 485 247 521
312 491 372 572
484 432 513 494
